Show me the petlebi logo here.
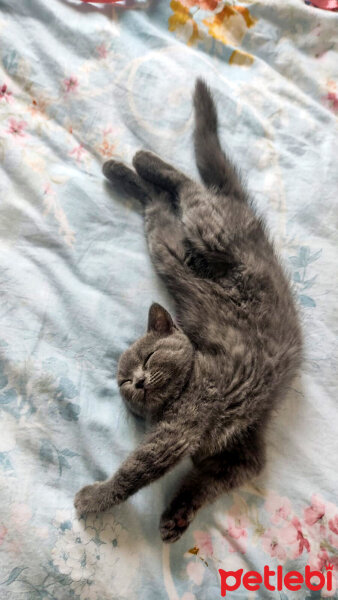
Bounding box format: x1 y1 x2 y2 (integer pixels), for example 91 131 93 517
219 563 333 596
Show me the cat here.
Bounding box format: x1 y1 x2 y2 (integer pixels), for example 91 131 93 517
74 79 302 543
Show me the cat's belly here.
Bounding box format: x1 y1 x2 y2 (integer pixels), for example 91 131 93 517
192 420 242 464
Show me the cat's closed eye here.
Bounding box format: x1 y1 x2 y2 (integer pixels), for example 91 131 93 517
119 379 131 387
143 351 156 368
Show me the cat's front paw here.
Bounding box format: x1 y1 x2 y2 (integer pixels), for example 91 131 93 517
160 505 194 543
74 482 111 515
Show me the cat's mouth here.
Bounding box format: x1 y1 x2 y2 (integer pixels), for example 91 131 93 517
135 387 147 401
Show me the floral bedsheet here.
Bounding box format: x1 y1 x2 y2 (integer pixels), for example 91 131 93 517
0 0 337 598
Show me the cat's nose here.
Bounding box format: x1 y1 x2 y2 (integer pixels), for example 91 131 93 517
135 377 145 389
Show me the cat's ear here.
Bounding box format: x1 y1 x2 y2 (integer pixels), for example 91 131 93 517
147 303 174 336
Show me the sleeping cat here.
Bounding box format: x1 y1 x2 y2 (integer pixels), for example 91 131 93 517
74 79 302 542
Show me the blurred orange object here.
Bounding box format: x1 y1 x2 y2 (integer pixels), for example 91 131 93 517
79 1 125 3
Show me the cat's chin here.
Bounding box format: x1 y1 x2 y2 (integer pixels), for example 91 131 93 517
122 397 146 419
123 393 167 420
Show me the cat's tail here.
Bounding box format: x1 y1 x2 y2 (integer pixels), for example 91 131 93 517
193 79 246 200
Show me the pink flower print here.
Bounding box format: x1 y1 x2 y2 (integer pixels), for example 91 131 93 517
0 523 7 545
227 517 248 553
97 43 108 59
103 126 113 137
328 513 338 548
43 183 52 196
262 523 298 562
308 547 329 571
291 517 311 557
326 92 338 113
329 515 338 535
278 522 299 546
186 561 204 585
98 138 115 158
226 504 249 554
265 491 292 525
193 531 213 557
262 528 287 561
0 83 12 103
70 144 85 162
329 533 338 549
7 117 27 137
304 494 326 526
64 76 78 93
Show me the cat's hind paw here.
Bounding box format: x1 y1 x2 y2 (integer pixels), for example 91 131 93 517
102 159 151 204
102 159 131 182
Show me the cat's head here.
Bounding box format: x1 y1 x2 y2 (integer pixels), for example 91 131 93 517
117 303 194 418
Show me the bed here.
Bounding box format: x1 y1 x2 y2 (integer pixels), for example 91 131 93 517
0 0 337 598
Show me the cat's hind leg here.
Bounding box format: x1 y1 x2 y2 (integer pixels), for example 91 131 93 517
103 160 197 305
144 197 205 309
133 151 194 198
103 159 152 204
160 430 265 543
145 197 187 278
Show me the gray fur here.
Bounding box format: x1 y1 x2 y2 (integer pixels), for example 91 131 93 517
74 79 302 543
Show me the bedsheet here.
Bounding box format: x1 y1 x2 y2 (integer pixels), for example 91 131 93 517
0 0 337 598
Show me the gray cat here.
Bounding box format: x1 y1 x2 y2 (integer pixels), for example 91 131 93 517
74 80 302 543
